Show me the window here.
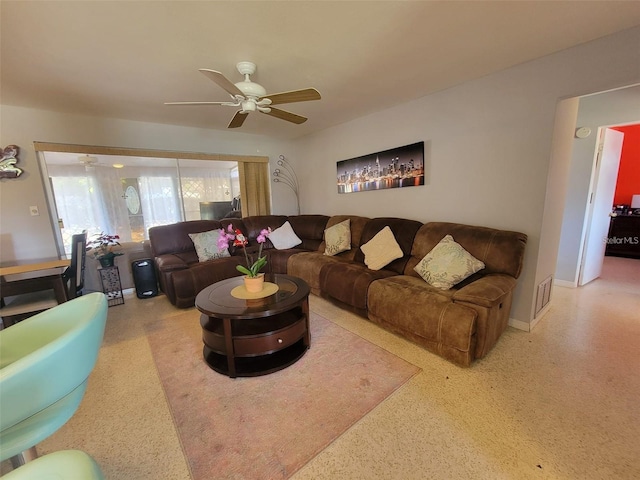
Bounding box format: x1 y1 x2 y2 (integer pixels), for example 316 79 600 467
178 159 240 221
36 144 268 256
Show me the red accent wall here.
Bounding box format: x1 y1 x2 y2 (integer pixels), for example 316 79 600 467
612 124 640 206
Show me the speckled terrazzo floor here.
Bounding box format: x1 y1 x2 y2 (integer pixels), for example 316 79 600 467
2 256 639 479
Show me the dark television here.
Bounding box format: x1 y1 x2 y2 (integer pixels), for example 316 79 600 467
200 201 232 220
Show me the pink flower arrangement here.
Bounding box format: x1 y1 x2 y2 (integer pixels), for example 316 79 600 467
217 224 271 277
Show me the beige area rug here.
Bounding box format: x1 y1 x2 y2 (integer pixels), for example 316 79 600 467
145 310 420 480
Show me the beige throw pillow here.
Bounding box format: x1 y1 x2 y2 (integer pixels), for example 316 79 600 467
360 226 403 270
188 230 230 262
414 234 485 290
324 219 351 256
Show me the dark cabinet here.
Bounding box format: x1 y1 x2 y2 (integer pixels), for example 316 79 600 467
605 215 640 259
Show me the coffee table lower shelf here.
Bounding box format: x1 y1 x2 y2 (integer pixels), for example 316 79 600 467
203 339 308 377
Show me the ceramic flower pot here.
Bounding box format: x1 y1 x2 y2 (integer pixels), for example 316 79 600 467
98 256 115 268
243 273 265 293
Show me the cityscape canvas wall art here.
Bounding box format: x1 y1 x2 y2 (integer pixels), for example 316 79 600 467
336 142 424 194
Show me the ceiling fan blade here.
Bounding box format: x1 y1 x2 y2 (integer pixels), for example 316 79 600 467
164 101 238 106
199 69 244 98
263 107 307 124
228 111 249 128
262 88 321 106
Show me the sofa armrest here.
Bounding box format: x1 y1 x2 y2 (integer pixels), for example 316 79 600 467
154 254 190 272
452 274 516 308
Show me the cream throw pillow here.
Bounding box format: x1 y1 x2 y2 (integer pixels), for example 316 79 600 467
324 219 351 256
188 230 230 262
269 221 302 250
360 226 403 270
414 235 485 290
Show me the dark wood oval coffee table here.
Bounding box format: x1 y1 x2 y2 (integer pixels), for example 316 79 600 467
195 273 310 378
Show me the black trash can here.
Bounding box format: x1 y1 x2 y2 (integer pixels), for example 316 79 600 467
131 259 158 299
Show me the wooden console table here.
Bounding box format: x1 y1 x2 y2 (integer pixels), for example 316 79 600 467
0 258 70 304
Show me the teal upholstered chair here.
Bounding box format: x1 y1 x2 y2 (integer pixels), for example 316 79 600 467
1 450 104 479
0 293 108 464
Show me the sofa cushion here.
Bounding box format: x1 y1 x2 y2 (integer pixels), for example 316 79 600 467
319 262 396 311
414 234 485 290
360 226 403 270
324 219 351 256
287 251 346 294
169 256 245 308
367 275 478 367
269 221 302 250
188 229 230 262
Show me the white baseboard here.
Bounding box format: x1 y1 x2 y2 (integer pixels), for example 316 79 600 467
554 279 577 288
508 317 531 332
508 307 547 332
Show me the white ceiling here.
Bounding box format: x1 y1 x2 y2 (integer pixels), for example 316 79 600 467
2 1 640 140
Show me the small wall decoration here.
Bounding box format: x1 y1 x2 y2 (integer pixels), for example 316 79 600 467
0 145 23 179
337 141 424 194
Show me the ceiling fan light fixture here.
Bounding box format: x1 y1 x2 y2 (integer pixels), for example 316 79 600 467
241 100 257 112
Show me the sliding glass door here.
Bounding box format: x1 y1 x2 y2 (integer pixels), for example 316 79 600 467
41 152 240 254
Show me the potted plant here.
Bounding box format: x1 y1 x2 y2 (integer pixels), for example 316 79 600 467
218 224 271 292
86 232 123 267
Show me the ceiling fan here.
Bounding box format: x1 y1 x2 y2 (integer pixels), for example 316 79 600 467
78 154 125 171
165 61 321 129
78 154 100 171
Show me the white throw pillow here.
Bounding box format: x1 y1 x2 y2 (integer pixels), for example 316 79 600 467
188 230 230 262
360 226 403 270
269 221 302 250
324 219 351 256
414 234 485 290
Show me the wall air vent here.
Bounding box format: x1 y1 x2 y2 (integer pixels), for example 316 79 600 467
535 275 553 318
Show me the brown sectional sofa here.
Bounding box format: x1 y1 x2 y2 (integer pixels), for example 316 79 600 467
148 214 526 366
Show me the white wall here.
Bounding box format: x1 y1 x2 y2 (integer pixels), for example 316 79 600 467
555 85 640 285
534 96 580 322
0 106 291 261
292 27 640 326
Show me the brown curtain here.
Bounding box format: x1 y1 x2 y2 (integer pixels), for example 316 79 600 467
238 161 271 216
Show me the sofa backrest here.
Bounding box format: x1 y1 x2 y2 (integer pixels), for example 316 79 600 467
320 215 371 260
149 220 221 257
405 222 528 279
353 217 423 274
240 215 288 248
286 215 330 251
